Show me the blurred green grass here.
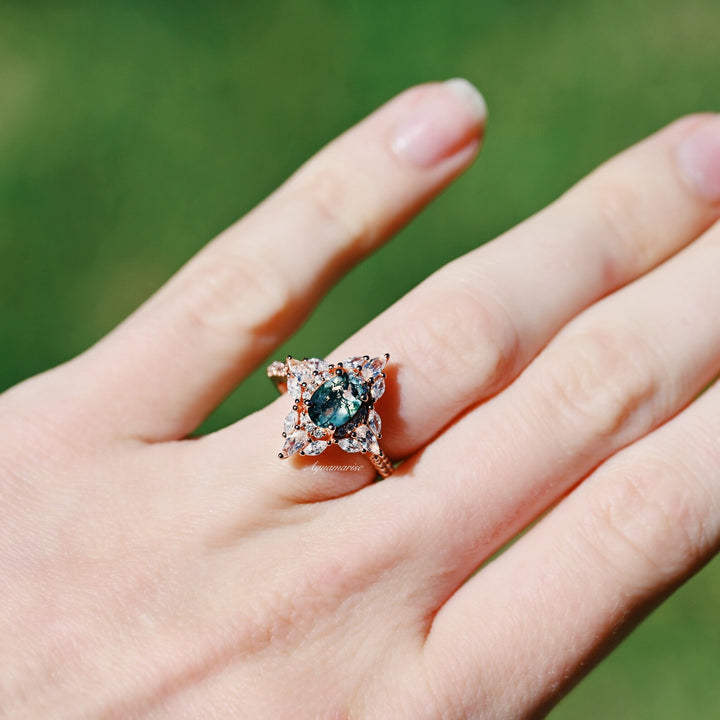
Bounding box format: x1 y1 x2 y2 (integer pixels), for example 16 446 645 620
1 0 719 716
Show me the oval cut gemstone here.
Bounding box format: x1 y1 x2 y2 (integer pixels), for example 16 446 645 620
307 372 365 428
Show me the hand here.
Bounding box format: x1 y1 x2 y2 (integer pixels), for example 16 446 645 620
2 79 720 719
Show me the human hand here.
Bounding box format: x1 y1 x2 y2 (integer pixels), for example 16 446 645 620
2 79 720 718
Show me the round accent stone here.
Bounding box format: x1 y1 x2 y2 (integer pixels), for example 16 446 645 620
307 372 365 429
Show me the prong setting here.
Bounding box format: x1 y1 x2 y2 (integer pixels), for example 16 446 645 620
270 354 389 465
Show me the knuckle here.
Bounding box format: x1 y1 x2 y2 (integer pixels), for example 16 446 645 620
399 277 520 400
1 372 81 452
234 540 382 656
544 325 659 442
669 112 714 130
0 406 70 490
294 163 370 249
581 458 711 583
580 174 655 277
182 247 292 342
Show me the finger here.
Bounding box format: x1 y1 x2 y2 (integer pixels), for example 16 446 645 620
230 113 720 502
384 196 720 604
69 80 487 442
327 113 720 460
421 375 720 720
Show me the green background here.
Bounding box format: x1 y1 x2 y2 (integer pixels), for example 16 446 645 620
1 0 719 716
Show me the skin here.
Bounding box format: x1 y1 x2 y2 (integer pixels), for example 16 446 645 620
2 81 720 719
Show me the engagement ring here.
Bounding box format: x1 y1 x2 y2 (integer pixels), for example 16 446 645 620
267 354 393 478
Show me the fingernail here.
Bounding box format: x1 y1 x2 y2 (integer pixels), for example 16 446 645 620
676 115 720 203
392 78 487 168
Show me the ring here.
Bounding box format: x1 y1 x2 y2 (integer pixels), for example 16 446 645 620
266 354 394 478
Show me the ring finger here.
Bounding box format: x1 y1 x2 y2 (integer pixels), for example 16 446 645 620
228 113 720 502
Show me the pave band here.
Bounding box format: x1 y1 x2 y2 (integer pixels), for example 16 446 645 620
267 355 394 479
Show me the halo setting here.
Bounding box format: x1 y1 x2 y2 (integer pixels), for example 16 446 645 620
267 354 389 468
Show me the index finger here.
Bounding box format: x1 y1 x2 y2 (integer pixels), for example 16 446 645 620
59 80 487 442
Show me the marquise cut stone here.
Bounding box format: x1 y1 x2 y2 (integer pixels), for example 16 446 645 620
287 357 313 384
367 409 381 437
370 376 385 400
344 356 366 370
307 358 330 374
287 375 302 399
303 440 329 455
283 411 299 435
281 429 307 457
361 355 387 380
337 437 363 453
355 425 380 454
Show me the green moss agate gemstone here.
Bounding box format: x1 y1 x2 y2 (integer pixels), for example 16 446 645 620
307 372 365 429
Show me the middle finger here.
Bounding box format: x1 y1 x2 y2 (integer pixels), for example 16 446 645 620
342 113 720 460
226 113 720 502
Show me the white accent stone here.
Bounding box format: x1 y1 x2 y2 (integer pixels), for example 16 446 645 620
367 409 381 437
337 437 363 453
287 357 313 384
355 425 380 454
283 411 299 435
281 429 307 457
287 375 302 400
371 376 385 400
312 371 332 389
344 355 366 370
307 358 330 374
361 355 388 381
309 424 326 439
304 440 329 456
